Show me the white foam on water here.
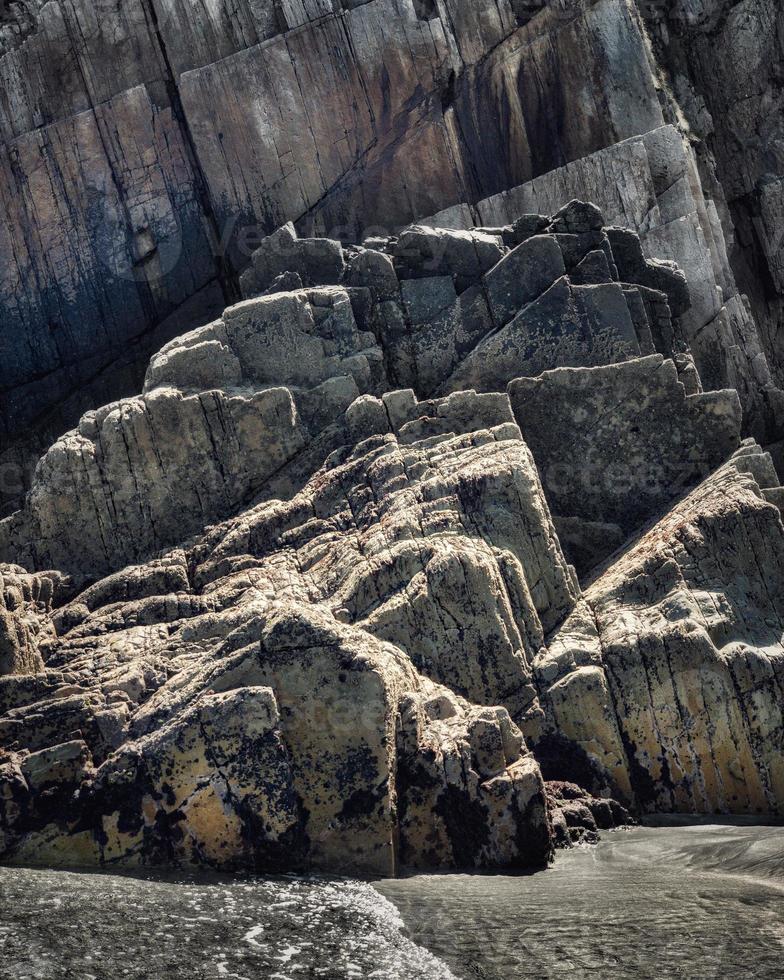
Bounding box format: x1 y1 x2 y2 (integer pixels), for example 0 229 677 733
275 945 301 963
242 924 265 948
227 877 458 979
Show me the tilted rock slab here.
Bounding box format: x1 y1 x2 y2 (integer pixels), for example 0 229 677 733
508 354 743 572
448 125 783 444
535 442 784 815
0 390 574 872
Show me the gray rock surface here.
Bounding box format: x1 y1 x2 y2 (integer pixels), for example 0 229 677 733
9 0 779 516
508 354 743 571
635 0 784 392
476 125 782 443
0 204 693 583
2 0 784 876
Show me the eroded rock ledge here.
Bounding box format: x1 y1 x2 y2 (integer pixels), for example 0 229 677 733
3 0 782 527
1 198 783 875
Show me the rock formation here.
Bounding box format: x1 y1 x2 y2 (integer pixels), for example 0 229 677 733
536 442 784 815
509 354 742 571
0 202 704 582
546 780 633 846
2 0 782 510
637 0 784 394
0 0 783 877
0 384 571 872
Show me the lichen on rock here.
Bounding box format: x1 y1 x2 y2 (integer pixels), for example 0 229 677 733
1 0 783 876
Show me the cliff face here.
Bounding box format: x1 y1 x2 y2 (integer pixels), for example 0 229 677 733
638 0 784 388
0 0 783 874
2 0 781 512
1 199 782 872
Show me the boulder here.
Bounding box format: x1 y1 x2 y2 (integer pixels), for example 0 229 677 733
508 354 743 571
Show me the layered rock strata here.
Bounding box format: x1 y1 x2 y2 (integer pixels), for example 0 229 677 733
0 390 569 872
0 201 693 582
636 0 784 392
535 442 784 816
2 197 784 873
4 0 782 524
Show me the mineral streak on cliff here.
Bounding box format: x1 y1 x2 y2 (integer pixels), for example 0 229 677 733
0 0 782 876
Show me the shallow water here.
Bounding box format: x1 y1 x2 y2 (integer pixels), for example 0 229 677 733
0 868 455 979
1 823 783 979
378 822 784 980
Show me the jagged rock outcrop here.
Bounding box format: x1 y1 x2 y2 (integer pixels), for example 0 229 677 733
5 0 782 523
4 195 784 872
0 390 569 872
0 201 693 582
0 286 385 580
440 125 784 445
1 0 783 876
241 205 690 398
534 442 784 815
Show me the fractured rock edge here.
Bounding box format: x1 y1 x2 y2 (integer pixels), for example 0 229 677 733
2 0 783 526
1 194 783 874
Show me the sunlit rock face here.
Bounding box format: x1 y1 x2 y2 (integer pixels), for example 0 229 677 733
2 199 784 873
1 0 783 877
535 442 784 815
0 387 569 873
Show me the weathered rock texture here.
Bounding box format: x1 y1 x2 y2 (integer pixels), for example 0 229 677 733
535 442 784 816
508 354 743 571
3 0 783 515
546 780 633 846
442 125 783 446
3 197 784 873
0 566 65 676
1 0 784 875
0 201 697 582
636 0 784 395
0 390 569 872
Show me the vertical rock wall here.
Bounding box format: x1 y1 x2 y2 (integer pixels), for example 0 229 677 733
6 0 779 517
